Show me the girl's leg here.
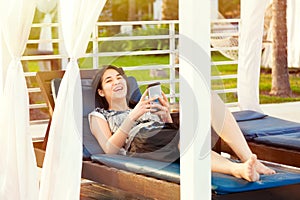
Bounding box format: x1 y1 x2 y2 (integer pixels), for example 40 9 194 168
211 92 275 175
211 151 259 182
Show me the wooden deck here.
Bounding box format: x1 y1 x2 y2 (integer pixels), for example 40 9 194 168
80 179 153 200
36 167 153 199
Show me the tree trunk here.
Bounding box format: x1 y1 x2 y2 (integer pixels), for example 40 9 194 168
162 0 178 20
128 0 136 21
270 0 292 96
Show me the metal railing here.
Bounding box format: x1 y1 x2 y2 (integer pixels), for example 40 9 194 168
24 18 241 125
210 18 240 107
23 20 179 124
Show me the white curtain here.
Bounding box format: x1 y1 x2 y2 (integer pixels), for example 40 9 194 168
287 0 300 68
261 17 273 68
0 27 12 98
262 0 300 68
0 0 39 199
0 31 3 96
36 0 57 71
37 14 53 71
38 13 54 52
37 0 57 52
39 0 106 199
237 0 268 112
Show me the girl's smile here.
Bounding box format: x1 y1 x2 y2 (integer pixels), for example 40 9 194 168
98 68 129 110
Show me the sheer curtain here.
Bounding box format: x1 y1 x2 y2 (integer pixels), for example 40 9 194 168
0 28 11 98
237 0 268 112
39 0 106 199
36 0 57 54
0 32 3 96
287 0 300 68
0 0 39 199
262 0 300 68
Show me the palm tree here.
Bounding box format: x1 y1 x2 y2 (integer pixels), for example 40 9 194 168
128 0 136 21
98 0 113 22
270 0 292 96
162 0 178 20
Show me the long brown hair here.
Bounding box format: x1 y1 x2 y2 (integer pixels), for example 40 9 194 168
93 65 130 110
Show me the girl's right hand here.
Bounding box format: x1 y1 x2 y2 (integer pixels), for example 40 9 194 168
128 89 156 121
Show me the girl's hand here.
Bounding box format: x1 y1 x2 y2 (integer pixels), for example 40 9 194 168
151 92 173 123
128 89 156 121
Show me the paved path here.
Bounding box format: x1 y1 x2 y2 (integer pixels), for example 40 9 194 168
261 101 300 123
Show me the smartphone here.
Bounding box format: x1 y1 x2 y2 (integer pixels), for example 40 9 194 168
148 82 162 111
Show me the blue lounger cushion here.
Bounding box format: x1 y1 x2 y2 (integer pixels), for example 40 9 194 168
232 110 268 122
232 110 300 140
94 154 300 195
212 169 300 194
51 75 142 160
253 132 300 151
91 154 180 183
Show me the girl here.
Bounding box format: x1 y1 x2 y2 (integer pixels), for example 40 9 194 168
89 65 275 182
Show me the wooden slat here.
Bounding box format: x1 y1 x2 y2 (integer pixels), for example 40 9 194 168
29 103 47 109
219 138 300 168
82 161 180 200
80 181 152 200
36 69 99 150
27 88 41 93
36 69 98 116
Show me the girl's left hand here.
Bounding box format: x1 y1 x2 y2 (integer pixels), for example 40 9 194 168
151 92 173 123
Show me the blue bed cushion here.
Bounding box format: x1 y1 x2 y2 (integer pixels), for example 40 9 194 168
253 132 300 151
212 169 300 194
52 76 143 160
233 112 300 140
232 110 268 122
91 154 180 183
83 145 92 160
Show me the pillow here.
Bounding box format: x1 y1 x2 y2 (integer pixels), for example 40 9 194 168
232 110 268 122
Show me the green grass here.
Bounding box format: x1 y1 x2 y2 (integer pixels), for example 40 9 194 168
79 55 170 69
211 52 300 104
79 55 175 82
79 55 179 99
27 52 300 104
259 73 300 103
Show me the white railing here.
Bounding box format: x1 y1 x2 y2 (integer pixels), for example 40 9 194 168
210 18 240 107
23 20 179 124
25 18 240 125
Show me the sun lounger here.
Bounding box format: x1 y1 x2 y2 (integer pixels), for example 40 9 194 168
35 69 300 199
213 110 300 167
35 69 180 200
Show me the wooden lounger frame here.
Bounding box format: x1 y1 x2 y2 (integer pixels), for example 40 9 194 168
34 70 300 199
34 69 180 200
213 131 300 168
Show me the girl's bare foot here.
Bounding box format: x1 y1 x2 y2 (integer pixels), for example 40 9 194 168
232 154 260 182
255 160 276 175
